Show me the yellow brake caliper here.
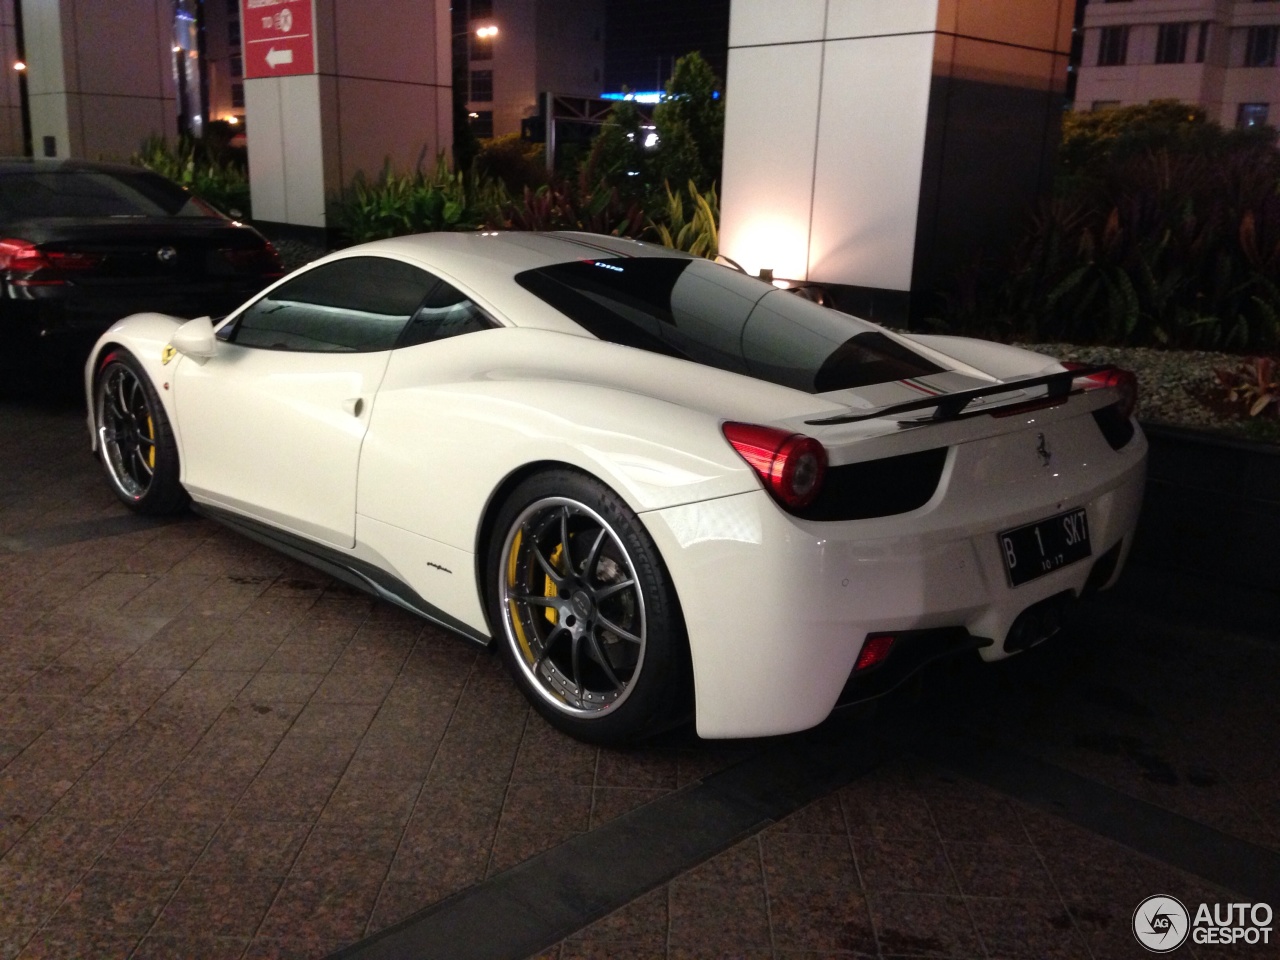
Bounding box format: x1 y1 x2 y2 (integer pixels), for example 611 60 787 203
543 543 563 624
146 415 156 468
507 532 566 667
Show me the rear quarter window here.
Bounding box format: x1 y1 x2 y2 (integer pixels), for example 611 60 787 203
514 256 944 393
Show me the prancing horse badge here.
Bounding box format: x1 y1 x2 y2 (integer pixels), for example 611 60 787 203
1035 433 1052 467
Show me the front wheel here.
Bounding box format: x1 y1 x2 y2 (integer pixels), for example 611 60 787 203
488 470 689 744
95 349 188 515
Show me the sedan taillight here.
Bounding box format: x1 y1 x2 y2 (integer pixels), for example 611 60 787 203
0 238 103 284
219 241 285 277
722 422 827 511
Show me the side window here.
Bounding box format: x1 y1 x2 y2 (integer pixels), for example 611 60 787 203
398 279 496 348
229 257 436 352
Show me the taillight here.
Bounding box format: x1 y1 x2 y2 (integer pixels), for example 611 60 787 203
722 422 827 511
220 242 285 277
0 238 102 284
1063 362 1138 420
855 634 895 671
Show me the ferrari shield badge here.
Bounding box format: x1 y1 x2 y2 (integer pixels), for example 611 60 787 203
161 344 177 365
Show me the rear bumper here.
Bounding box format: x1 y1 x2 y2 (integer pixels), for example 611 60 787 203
645 420 1148 739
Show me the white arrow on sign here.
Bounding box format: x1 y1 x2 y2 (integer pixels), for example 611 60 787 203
265 47 294 69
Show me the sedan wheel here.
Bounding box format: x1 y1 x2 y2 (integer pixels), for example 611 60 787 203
95 350 188 515
491 471 688 743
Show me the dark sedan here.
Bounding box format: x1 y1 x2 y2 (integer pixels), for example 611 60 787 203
0 158 283 375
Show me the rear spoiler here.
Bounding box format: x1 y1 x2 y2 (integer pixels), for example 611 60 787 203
805 364 1116 428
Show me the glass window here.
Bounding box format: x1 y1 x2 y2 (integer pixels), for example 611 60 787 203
0 169 216 219
469 0 493 18
470 110 493 138
470 31 493 61
1245 26 1279 66
470 69 493 102
231 82 245 108
1156 23 1190 64
399 280 496 348
230 257 437 353
1196 22 1209 63
1098 26 1129 66
514 257 945 395
230 54 243 79
1237 103 1270 128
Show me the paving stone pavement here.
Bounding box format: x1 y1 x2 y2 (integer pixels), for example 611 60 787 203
1 397 1277 960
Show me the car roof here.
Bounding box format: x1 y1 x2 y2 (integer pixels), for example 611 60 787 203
0 157 162 178
347 230 694 294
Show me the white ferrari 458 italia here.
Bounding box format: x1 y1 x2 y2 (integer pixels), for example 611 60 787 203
85 231 1147 743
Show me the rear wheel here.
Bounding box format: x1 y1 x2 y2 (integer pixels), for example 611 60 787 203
95 349 188 515
489 470 689 744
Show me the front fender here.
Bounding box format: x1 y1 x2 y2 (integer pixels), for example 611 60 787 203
84 313 186 453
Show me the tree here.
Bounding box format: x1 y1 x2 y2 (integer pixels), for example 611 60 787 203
1060 99 1275 175
651 52 724 193
583 95 649 206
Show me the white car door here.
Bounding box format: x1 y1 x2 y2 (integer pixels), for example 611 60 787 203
174 255 443 549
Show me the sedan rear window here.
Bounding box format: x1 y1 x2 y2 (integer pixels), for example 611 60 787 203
514 257 943 393
0 170 213 220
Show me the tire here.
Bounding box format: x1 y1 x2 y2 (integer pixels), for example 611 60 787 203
488 469 690 744
94 349 188 515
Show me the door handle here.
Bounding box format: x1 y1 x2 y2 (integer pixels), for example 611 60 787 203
343 397 364 417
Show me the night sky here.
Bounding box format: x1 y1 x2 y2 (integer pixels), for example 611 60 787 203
604 0 731 93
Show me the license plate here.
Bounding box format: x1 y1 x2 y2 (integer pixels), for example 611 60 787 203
998 508 1091 587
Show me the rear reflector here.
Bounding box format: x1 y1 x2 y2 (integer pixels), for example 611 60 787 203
855 634 895 672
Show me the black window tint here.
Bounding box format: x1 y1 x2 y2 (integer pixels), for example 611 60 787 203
515 257 945 394
399 279 495 347
515 258 690 358
742 294 944 393
0 169 211 219
232 257 434 353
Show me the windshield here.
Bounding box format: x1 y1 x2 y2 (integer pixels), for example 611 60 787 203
0 169 218 220
514 257 944 393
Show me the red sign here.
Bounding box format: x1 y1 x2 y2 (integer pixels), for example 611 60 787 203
242 0 316 79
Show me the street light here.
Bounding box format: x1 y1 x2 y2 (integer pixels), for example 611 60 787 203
458 23 498 133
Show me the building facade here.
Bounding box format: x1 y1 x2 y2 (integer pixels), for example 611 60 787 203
456 0 604 139
1 0 181 160
1074 0 1280 127
203 0 245 128
720 0 1074 323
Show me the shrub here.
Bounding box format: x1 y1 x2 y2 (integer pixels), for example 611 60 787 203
133 134 251 218
1215 356 1279 418
500 167 644 237
647 180 719 258
474 134 547 194
931 102 1280 353
329 153 506 244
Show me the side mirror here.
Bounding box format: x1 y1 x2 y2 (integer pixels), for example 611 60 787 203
171 316 218 363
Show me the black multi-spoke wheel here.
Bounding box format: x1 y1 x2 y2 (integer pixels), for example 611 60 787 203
490 470 688 743
95 350 187 515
